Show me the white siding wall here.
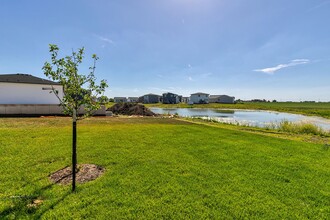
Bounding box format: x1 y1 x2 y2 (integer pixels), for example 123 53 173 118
219 96 235 103
0 83 63 104
190 94 209 104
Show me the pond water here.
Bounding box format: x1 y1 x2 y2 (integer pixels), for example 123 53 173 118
150 108 330 131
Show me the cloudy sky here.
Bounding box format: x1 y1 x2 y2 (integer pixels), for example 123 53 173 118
1 0 330 101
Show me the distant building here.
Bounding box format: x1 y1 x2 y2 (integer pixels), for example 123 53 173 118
190 92 209 104
127 97 139 103
114 97 127 103
0 73 107 116
0 73 63 104
138 96 144 103
142 94 160 104
178 95 182 103
209 95 235 104
162 92 180 104
182 97 189 103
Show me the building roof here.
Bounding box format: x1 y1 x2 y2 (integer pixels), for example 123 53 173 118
209 95 235 98
114 97 127 99
144 93 160 96
162 92 178 96
191 92 209 96
0 74 61 85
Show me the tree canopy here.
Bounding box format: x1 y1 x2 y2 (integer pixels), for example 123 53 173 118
42 44 108 118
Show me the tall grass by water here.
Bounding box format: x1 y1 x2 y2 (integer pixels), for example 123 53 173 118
196 116 329 136
266 120 329 136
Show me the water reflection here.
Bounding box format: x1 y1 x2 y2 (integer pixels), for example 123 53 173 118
214 110 235 114
150 108 330 131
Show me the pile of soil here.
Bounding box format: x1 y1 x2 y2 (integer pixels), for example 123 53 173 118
107 103 156 116
49 164 105 185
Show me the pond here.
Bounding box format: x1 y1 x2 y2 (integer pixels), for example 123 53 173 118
150 108 330 131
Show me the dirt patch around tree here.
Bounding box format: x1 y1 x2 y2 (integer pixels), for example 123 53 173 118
49 164 105 185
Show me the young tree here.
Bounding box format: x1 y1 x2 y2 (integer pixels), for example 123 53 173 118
42 44 108 192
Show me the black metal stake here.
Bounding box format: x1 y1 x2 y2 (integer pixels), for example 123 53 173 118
72 108 77 192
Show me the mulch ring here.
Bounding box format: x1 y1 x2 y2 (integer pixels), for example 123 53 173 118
49 164 105 185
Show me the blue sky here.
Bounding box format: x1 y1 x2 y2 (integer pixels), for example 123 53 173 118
1 0 330 101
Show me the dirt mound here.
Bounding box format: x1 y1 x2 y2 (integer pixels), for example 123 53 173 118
49 164 105 185
107 103 156 116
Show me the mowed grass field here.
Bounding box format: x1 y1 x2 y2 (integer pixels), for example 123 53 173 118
145 102 330 119
0 117 329 219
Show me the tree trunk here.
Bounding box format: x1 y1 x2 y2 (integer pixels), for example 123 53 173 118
72 108 77 192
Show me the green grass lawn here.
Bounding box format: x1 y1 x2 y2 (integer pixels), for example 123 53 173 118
0 117 329 219
144 102 330 119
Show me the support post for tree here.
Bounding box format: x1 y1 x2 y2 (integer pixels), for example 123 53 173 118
72 108 77 192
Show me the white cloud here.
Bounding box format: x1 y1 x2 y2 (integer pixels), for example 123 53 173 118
310 1 330 11
291 59 309 63
254 59 310 74
188 76 193 81
201 72 212 78
187 64 192 68
94 34 114 45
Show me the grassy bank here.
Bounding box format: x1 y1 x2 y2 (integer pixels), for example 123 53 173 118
0 117 329 219
144 102 330 119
